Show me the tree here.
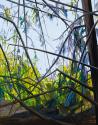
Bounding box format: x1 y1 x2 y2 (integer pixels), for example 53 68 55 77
0 0 98 125
82 1 98 125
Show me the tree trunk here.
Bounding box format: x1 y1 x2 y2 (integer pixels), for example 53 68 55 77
82 0 98 125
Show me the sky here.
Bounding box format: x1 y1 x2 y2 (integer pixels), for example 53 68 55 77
0 0 97 75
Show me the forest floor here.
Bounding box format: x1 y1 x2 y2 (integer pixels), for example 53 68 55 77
0 108 96 125
0 114 96 125
0 100 96 125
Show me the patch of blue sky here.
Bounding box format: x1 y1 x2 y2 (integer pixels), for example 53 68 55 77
0 0 97 74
